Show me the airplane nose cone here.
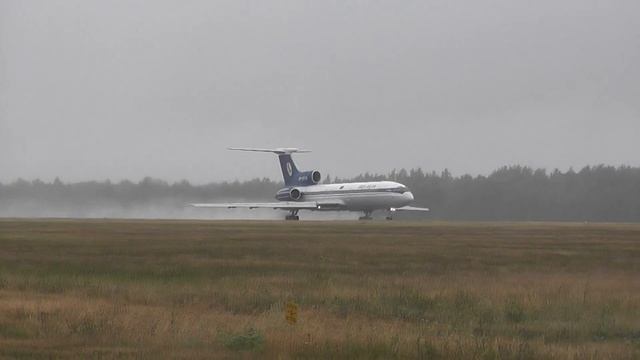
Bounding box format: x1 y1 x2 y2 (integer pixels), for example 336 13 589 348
405 191 414 201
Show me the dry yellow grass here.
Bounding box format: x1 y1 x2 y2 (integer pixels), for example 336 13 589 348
0 219 639 359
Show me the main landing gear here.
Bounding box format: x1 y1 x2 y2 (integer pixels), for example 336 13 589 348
357 210 395 220
359 210 373 221
285 209 300 221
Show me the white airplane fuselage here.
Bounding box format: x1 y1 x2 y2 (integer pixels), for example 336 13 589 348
276 181 414 211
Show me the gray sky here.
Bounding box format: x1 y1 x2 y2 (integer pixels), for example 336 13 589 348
1 0 639 183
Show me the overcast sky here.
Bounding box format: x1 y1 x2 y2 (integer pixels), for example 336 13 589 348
1 0 639 183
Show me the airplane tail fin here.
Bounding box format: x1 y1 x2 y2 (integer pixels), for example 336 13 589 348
277 154 299 186
227 147 310 187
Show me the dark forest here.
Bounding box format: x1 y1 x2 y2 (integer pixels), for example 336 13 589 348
2 165 639 221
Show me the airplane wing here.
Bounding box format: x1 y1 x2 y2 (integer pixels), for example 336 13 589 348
190 199 347 211
190 202 320 210
392 206 430 212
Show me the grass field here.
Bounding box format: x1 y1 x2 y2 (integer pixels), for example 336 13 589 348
0 219 639 359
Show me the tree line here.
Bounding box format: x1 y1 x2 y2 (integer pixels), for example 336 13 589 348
1 165 639 221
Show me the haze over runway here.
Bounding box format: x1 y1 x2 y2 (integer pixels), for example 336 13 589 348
1 0 639 183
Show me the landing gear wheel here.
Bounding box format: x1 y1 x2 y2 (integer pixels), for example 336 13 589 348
359 210 373 221
285 210 300 221
386 216 393 221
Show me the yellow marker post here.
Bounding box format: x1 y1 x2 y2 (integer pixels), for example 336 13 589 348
285 301 298 325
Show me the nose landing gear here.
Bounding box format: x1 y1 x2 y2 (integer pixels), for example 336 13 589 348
385 208 396 221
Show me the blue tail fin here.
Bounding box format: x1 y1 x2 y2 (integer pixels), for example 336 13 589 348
278 154 300 186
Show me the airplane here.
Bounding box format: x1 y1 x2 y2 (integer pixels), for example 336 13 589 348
191 148 430 220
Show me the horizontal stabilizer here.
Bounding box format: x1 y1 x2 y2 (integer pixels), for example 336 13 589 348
227 147 311 154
